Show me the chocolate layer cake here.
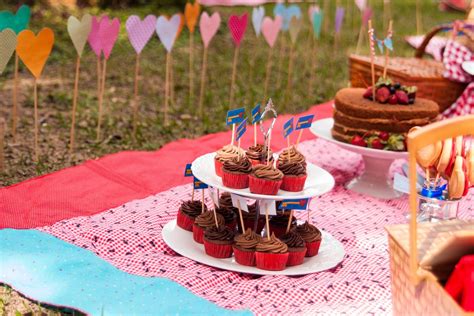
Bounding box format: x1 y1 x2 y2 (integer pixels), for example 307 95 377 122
332 88 439 144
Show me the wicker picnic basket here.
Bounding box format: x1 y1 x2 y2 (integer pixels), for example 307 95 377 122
386 115 474 316
349 24 468 113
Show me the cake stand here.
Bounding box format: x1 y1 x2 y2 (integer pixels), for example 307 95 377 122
310 118 408 199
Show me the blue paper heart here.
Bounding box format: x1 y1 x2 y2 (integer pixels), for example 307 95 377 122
0 5 31 34
312 11 323 39
274 4 301 31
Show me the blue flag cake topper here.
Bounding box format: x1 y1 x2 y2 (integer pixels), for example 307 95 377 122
279 198 310 210
193 177 208 189
295 114 314 130
236 119 247 142
184 163 193 177
251 103 262 124
283 117 294 138
226 107 245 126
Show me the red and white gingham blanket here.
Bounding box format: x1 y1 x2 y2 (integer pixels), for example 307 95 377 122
38 139 474 315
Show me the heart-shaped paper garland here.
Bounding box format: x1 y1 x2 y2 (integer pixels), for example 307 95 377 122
273 4 301 31
355 0 367 11
308 5 319 22
0 29 17 74
200 12 221 48
228 13 248 47
185 2 200 33
252 6 265 36
0 5 30 34
261 16 282 48
335 7 345 34
289 16 302 45
156 14 181 53
88 16 102 57
126 15 157 54
68 14 92 57
100 17 120 60
17 28 54 79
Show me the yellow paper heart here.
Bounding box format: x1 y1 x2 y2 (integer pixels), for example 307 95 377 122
185 2 200 33
16 28 54 79
0 29 17 74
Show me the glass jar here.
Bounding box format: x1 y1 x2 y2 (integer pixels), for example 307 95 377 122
417 194 460 222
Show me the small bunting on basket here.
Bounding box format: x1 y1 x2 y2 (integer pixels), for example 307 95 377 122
279 198 310 210
193 177 208 189
226 107 245 125
295 114 314 130
184 163 193 177
283 117 294 138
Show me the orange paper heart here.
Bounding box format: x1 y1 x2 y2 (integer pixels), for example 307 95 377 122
185 2 200 33
16 28 54 78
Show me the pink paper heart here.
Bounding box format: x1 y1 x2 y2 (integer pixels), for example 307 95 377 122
261 16 282 48
228 13 248 47
100 16 120 60
126 15 156 54
199 12 221 48
308 5 319 22
156 14 181 53
88 16 102 57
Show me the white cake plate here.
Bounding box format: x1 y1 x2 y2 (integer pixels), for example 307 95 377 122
191 153 335 201
310 118 408 199
162 219 345 276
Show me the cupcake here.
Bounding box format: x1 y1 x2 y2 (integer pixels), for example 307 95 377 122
233 228 261 266
238 202 265 234
203 226 235 258
218 192 237 211
246 144 274 166
294 221 322 257
269 211 297 238
216 206 238 231
214 145 245 177
222 156 252 189
249 164 283 195
255 233 289 271
280 231 307 266
177 200 208 231
193 211 225 244
278 146 307 168
278 161 307 192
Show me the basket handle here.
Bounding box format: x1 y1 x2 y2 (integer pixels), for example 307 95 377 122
407 115 474 285
415 23 452 59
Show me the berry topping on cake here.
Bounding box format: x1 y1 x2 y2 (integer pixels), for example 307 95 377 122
363 78 417 106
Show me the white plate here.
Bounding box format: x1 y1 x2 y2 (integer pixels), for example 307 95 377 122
462 61 474 75
191 153 335 200
162 220 345 276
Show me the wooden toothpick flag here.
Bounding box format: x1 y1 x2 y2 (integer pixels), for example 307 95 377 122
283 117 294 151
198 12 221 117
295 114 314 146
226 107 245 146
67 14 92 155
251 103 262 146
279 198 310 210
185 2 200 107
16 28 54 162
227 13 248 107
261 16 282 101
193 177 208 189
368 20 376 101
230 193 248 233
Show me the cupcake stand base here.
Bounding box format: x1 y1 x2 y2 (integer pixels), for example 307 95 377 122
163 219 345 276
310 118 408 200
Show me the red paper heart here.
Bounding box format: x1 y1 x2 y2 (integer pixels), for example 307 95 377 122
228 13 248 47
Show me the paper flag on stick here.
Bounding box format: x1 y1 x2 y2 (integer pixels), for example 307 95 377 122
355 0 367 11
278 198 310 210
68 14 92 57
261 16 282 48
312 11 323 39
289 16 302 45
199 12 221 48
185 2 200 33
251 103 261 124
236 119 247 142
184 163 193 177
228 13 248 47
295 114 314 130
126 15 157 54
88 16 102 57
274 4 301 31
193 177 208 189
259 200 276 215
100 17 120 60
156 14 181 53
283 117 294 138
0 5 30 34
230 194 249 212
226 107 245 125
16 28 54 79
0 29 17 74
335 7 345 34
252 6 264 36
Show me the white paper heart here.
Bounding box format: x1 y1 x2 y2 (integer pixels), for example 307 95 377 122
67 14 92 57
355 0 367 11
252 6 264 36
0 29 17 74
156 14 181 53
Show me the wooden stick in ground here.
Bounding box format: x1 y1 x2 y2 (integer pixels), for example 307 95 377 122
285 44 295 106
265 204 270 240
96 58 107 142
237 200 245 233
169 54 175 106
198 47 208 118
368 20 376 101
229 46 240 106
33 79 39 162
96 55 102 106
132 54 141 139
69 56 81 156
323 0 330 34
201 189 205 213
164 52 171 126
189 32 194 106
308 36 316 93
276 35 286 88
263 46 273 103
0 118 4 172
286 210 294 233
382 20 393 79
11 53 19 141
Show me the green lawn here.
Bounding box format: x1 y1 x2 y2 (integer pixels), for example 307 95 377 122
0 0 463 185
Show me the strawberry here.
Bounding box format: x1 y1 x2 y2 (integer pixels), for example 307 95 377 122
395 90 409 105
370 138 385 150
351 135 367 147
376 87 390 103
388 94 398 105
378 131 390 141
363 87 373 100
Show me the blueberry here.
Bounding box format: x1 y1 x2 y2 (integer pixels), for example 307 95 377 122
389 86 396 94
408 98 415 104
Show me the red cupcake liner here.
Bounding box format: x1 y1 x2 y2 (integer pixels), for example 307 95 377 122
305 240 321 257
233 246 256 266
281 175 307 192
214 159 223 177
286 248 307 266
222 171 249 189
249 175 282 195
203 239 233 258
241 218 265 234
255 252 289 271
192 224 204 244
177 209 194 232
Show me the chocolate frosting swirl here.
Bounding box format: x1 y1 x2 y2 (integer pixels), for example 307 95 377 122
252 164 283 181
204 226 235 242
278 146 306 166
218 193 236 211
215 145 245 162
294 222 321 243
246 144 274 162
234 228 261 250
222 156 252 174
278 161 307 176
195 211 225 229
256 233 288 253
216 206 237 223
180 200 207 218
280 231 305 249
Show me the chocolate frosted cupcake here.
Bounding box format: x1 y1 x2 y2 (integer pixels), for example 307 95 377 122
278 146 307 167
294 221 322 257
193 211 225 244
278 161 307 192
255 233 289 271
233 228 261 266
216 206 237 231
246 144 274 166
177 200 208 231
269 211 297 238
203 226 235 258
215 145 246 177
218 192 237 211
249 164 283 195
280 231 307 266
222 156 252 189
